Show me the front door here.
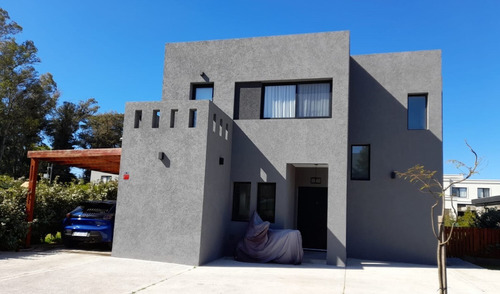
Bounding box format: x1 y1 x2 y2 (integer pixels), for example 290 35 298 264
297 187 327 250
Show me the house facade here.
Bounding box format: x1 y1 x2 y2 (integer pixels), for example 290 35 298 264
112 31 442 266
444 174 500 215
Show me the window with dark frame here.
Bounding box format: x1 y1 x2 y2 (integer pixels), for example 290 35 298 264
408 95 427 130
262 82 331 119
134 110 142 128
232 182 251 221
192 84 214 101
152 110 160 128
257 183 276 223
478 188 490 198
451 187 467 197
351 145 370 180
189 109 197 128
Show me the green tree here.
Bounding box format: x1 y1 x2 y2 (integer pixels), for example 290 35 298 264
476 209 500 228
45 98 98 182
457 209 477 228
79 111 123 149
397 142 479 294
0 8 58 177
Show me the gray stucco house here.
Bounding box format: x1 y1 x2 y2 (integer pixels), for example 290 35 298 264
112 31 442 267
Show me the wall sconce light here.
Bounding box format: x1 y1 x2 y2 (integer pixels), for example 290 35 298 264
391 171 396 179
158 152 165 160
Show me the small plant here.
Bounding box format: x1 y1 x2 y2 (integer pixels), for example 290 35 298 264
43 232 62 244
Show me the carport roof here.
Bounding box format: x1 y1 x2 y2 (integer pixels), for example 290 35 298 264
27 148 121 174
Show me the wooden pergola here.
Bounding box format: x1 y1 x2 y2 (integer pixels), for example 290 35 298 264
25 148 121 247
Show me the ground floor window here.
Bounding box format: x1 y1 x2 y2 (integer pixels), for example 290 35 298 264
232 182 251 221
257 183 276 223
351 145 370 180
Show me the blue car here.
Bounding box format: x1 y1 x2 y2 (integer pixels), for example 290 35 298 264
62 200 116 248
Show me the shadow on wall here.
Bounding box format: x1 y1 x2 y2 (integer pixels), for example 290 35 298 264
347 57 442 265
328 229 347 266
227 123 287 255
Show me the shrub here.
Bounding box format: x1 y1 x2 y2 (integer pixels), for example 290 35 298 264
0 175 118 250
0 176 29 250
475 208 500 228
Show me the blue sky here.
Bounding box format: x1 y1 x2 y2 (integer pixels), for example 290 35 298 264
2 0 500 178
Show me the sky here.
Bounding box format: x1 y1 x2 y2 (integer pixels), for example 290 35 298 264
2 0 500 179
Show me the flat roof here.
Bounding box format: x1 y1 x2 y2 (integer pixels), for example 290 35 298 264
27 148 121 174
471 195 500 206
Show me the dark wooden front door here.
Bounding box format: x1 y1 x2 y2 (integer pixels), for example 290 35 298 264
297 187 328 249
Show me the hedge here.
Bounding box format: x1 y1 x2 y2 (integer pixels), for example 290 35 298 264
0 175 118 250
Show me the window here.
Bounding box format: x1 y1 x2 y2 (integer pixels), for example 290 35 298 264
152 110 160 128
189 109 197 128
101 176 112 183
478 188 490 198
351 145 370 180
192 84 213 101
232 182 251 221
262 82 331 118
408 95 427 130
257 183 276 223
451 187 467 197
134 110 142 128
170 109 178 128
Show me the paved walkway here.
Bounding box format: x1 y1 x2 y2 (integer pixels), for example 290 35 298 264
0 248 499 293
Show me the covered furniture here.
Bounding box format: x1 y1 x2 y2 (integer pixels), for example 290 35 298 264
235 212 304 265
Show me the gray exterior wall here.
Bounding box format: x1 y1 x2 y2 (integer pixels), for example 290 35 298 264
161 32 351 266
113 31 442 267
113 100 233 265
347 51 442 264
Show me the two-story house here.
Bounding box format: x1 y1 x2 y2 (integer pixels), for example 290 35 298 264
112 31 442 266
444 174 500 216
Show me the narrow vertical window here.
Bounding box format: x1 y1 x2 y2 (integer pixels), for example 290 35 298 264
351 145 370 180
225 123 229 140
257 183 276 223
189 109 197 128
134 110 142 128
152 110 160 128
232 182 251 221
212 114 217 132
408 95 427 130
170 109 178 128
192 84 214 101
219 119 223 136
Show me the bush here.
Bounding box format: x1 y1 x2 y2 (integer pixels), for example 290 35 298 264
0 176 29 250
0 175 118 250
475 208 500 228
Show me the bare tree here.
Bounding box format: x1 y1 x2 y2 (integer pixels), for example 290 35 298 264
397 142 479 294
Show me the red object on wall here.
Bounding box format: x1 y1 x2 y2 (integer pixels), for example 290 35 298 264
123 173 129 180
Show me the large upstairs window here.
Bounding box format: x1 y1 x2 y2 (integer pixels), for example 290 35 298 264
408 95 427 130
262 82 331 118
192 84 214 101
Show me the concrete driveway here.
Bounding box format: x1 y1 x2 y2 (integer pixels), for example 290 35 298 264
0 248 499 293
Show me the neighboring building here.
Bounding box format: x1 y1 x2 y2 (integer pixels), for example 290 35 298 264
90 171 119 183
444 174 500 215
112 31 442 266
